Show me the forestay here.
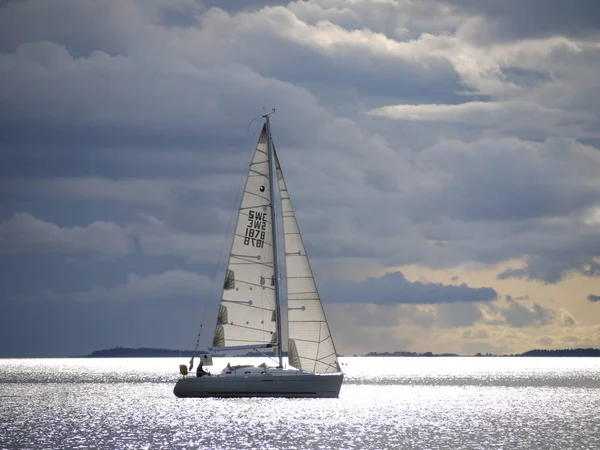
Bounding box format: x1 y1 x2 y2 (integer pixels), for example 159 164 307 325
275 151 341 373
212 125 278 349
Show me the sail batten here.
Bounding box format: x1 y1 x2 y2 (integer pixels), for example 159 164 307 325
224 281 274 289
274 150 341 374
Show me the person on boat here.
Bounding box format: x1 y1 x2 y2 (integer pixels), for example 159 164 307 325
196 360 208 378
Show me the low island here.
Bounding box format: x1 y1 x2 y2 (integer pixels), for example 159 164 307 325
83 347 600 358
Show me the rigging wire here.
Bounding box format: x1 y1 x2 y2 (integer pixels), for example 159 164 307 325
188 306 206 370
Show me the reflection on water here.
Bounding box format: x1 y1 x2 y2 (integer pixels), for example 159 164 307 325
1 357 599 449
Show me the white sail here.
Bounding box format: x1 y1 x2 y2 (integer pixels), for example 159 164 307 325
275 151 340 373
212 125 278 350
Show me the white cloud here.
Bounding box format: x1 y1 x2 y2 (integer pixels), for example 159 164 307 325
0 213 132 255
289 0 465 37
368 101 596 138
0 39 329 141
559 310 577 327
583 207 600 226
1 1 597 285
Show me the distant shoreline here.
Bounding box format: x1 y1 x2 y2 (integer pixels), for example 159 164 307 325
80 347 600 358
363 348 600 357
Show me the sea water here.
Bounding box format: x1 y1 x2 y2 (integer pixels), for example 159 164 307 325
1 357 599 449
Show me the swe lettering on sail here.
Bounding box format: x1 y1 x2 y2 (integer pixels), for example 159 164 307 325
244 210 267 248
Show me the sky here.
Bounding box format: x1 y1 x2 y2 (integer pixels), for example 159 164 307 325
1 0 599 357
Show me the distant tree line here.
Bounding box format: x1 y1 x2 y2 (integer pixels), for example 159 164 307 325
363 351 459 357
364 348 600 357
85 346 600 358
516 348 600 357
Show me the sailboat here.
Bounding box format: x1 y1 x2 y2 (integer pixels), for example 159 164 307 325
173 112 343 398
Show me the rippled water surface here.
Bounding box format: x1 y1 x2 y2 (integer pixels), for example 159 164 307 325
1 357 599 449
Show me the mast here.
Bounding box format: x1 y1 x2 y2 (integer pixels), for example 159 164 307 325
264 112 284 368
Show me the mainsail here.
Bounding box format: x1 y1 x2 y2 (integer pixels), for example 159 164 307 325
212 125 278 350
275 151 341 373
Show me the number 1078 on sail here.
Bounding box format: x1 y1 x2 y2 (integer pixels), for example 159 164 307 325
244 210 267 248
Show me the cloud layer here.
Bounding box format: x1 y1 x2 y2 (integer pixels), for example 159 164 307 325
1 0 599 356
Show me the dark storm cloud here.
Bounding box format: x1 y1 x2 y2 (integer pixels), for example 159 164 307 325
0 0 599 356
0 266 216 357
450 0 600 42
401 137 600 283
0 41 325 148
497 252 600 284
2 1 598 277
321 271 497 305
0 2 466 143
0 294 210 357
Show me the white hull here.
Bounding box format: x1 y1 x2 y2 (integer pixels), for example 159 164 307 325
174 367 343 398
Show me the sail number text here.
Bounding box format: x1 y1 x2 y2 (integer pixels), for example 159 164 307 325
244 210 267 248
